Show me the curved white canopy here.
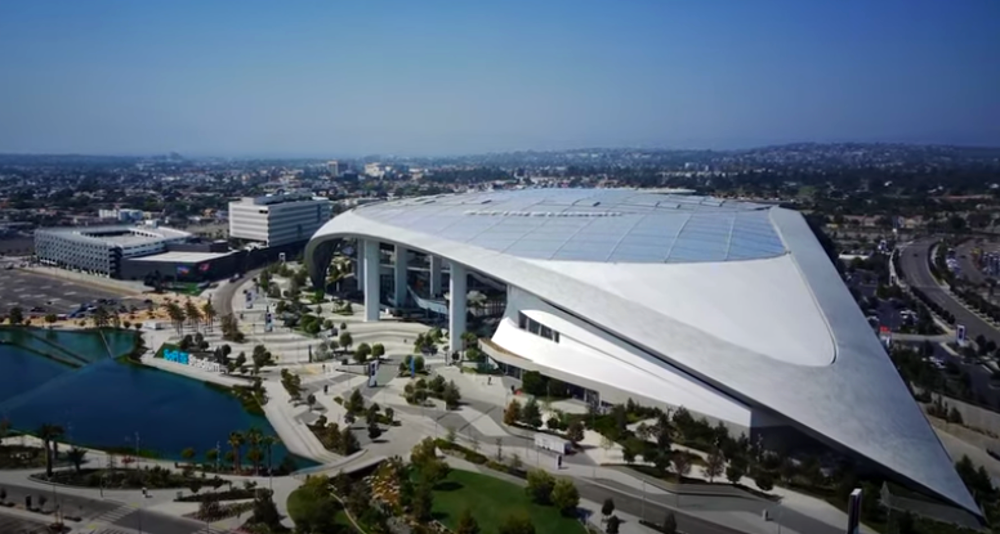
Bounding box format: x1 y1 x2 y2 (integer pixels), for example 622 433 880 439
306 188 980 518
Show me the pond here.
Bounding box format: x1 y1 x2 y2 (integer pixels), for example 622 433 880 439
0 328 315 468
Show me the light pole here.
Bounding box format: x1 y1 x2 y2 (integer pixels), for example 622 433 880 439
135 432 140 469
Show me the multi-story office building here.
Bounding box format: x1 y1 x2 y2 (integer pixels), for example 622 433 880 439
35 225 191 277
228 192 333 248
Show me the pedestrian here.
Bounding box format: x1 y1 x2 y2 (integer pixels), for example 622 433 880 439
557 454 563 470
487 376 492 386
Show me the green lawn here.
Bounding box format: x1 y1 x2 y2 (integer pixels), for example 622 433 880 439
432 469 586 534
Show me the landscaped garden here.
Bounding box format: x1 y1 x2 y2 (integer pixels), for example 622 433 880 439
430 469 586 534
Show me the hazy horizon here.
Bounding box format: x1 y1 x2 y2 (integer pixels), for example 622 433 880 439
1 0 998 157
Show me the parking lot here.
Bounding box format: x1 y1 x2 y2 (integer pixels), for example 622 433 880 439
0 269 143 316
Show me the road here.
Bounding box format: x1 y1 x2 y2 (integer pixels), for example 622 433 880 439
899 238 1000 346
0 483 207 534
213 268 262 317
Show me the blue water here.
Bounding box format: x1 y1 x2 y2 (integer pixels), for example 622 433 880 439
0 329 315 467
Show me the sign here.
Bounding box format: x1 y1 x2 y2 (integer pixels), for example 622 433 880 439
265 311 274 333
957 324 967 345
846 488 862 534
164 348 190 365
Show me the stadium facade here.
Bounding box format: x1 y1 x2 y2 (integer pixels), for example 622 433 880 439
304 188 980 518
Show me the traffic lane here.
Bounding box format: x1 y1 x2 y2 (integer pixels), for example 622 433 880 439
582 478 851 534
0 482 119 519
900 241 1000 346
213 268 263 317
0 512 49 534
900 340 1000 408
113 509 203 534
576 479 749 534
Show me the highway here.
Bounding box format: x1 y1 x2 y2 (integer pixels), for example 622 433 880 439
899 238 1000 346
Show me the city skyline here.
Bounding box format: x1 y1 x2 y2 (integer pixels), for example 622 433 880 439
1 0 998 157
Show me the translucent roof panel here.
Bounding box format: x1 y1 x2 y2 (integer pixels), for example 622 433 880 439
355 189 787 264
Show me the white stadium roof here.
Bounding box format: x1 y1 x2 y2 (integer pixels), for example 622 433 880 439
306 188 980 518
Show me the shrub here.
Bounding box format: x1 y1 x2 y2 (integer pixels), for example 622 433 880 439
551 478 579 516
525 469 555 505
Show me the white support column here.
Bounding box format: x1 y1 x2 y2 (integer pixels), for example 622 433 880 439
448 261 467 355
364 239 380 322
355 240 365 288
429 255 442 298
394 244 408 307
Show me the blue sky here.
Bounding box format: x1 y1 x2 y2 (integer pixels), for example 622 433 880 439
0 0 997 156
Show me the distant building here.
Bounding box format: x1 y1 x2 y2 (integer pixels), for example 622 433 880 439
35 225 191 278
326 160 343 176
98 208 144 223
364 163 386 178
228 192 333 248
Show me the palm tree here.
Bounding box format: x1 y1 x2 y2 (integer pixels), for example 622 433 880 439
184 300 202 333
261 434 277 477
228 431 244 473
37 424 64 478
202 300 216 333
165 302 185 334
245 427 263 474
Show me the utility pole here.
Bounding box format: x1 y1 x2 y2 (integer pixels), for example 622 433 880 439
135 432 140 469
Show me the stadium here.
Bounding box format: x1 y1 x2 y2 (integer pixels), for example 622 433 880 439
304 188 980 519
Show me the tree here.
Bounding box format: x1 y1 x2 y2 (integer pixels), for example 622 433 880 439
205 448 218 468
601 498 615 519
753 469 775 492
662 512 678 534
372 343 385 360
44 313 57 325
606 515 621 534
503 399 522 426
726 458 746 485
348 388 365 415
228 431 244 473
412 480 434 522
671 453 692 482
181 447 196 464
566 421 585 445
521 398 542 429
66 447 87 473
37 423 64 478
551 478 580 516
306 394 317 410
622 445 636 465
498 513 535 534
339 332 353 353
184 300 202 332
367 420 382 441
443 380 462 409
245 427 264 474
525 469 556 505
201 300 216 332
8 306 24 325
456 508 481 534
705 448 725 483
